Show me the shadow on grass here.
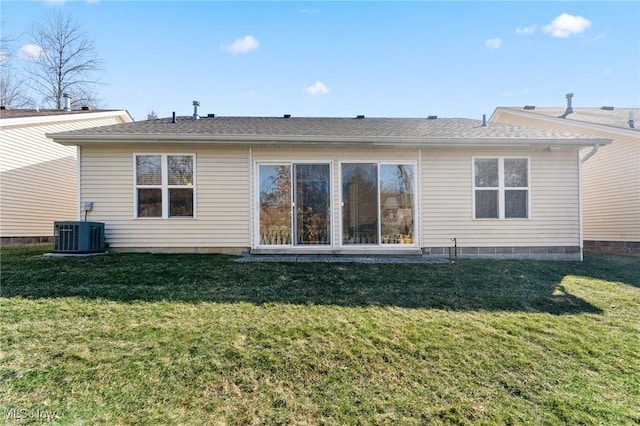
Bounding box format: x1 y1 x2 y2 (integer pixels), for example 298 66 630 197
2 247 638 314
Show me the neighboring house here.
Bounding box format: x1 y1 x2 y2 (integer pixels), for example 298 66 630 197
0 107 133 244
492 97 640 253
48 111 610 260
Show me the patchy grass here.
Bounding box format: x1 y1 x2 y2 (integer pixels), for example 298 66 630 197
1 246 639 424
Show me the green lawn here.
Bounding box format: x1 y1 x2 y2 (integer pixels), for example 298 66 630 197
1 245 639 425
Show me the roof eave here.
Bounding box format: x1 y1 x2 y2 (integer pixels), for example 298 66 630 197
2 110 133 127
48 133 611 148
491 107 639 137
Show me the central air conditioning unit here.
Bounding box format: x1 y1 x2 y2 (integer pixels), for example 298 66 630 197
53 221 105 253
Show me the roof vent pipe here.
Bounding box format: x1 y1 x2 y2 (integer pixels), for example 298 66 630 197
565 93 574 115
172 112 177 124
62 93 72 111
482 114 487 127
629 111 635 129
192 100 200 120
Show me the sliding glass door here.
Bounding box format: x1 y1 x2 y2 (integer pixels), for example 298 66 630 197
341 163 415 245
259 165 292 245
258 162 415 248
295 164 331 245
342 164 378 244
258 163 331 246
380 165 415 244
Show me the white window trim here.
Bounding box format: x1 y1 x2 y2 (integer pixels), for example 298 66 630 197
472 156 530 220
133 153 196 219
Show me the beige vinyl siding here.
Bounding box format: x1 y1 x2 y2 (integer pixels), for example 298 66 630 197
0 115 127 237
80 145 251 248
582 135 640 241
493 110 640 242
78 143 584 252
420 147 580 248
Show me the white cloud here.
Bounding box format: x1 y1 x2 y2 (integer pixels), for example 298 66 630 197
543 13 591 38
304 81 330 96
485 38 502 49
18 44 45 60
516 25 536 35
224 35 259 54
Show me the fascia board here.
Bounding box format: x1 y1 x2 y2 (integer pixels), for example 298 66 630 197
48 132 611 148
1 110 133 127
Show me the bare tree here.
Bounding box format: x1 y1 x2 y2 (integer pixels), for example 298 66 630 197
0 24 32 108
23 11 102 109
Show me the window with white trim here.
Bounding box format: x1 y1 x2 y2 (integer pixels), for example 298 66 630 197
474 157 529 219
135 154 195 218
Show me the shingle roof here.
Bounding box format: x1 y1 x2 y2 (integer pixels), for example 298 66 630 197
49 115 597 141
499 107 640 132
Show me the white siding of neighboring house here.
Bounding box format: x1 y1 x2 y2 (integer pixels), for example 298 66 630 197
582 135 640 242
492 110 640 244
80 144 583 254
0 113 130 238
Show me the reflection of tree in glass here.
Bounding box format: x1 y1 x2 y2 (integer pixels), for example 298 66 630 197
475 159 499 187
296 164 330 244
261 165 291 208
168 156 193 185
504 159 527 187
260 166 292 244
136 155 161 185
380 165 414 242
342 164 378 244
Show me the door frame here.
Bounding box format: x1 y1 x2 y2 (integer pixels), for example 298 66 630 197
254 160 334 249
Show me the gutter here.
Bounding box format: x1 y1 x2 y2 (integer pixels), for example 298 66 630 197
581 144 599 163
47 132 612 149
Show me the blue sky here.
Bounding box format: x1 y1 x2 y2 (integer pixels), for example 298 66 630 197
3 1 639 121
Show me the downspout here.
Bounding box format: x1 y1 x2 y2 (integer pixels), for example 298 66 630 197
581 143 599 164
578 143 599 261
418 148 423 253
76 146 82 221
249 146 253 252
578 150 584 261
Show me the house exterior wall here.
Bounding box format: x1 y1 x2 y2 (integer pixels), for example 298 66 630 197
420 147 581 259
79 144 250 252
80 143 583 259
492 110 640 251
0 114 129 241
